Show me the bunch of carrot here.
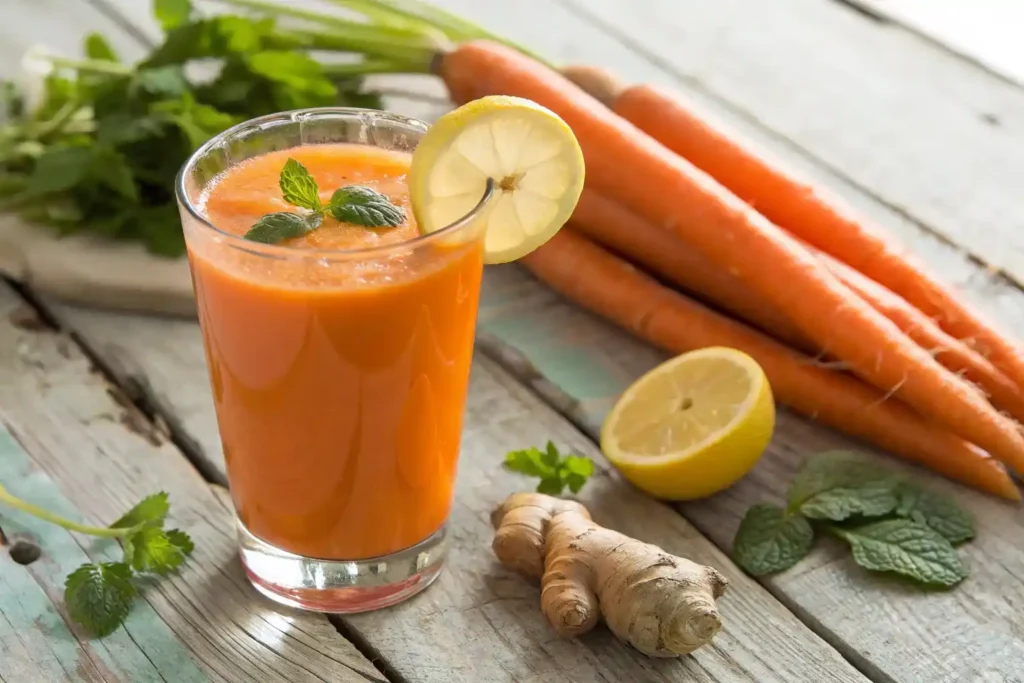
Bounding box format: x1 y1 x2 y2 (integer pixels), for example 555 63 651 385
221 0 1024 500
440 42 1024 501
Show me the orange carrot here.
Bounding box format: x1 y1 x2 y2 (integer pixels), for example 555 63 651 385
813 248 1024 423
570 68 1024 394
569 189 811 350
441 42 1024 472
522 230 1020 501
572 191 1024 422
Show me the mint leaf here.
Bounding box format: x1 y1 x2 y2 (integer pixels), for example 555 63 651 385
562 455 594 494
166 529 195 556
127 528 188 575
329 186 404 228
541 441 561 469
109 492 169 530
244 212 320 244
85 33 120 62
788 451 900 521
503 443 594 495
154 0 192 32
504 447 554 478
64 563 136 637
895 486 975 544
279 158 321 212
733 504 814 576
833 519 967 588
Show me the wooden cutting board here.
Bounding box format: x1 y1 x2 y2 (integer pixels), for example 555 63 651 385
0 215 196 318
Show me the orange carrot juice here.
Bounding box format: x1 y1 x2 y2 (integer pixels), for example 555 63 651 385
185 141 484 565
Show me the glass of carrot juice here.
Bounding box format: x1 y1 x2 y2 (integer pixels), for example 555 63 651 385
175 109 491 613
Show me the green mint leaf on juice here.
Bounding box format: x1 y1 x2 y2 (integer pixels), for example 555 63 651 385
244 160 403 244
832 519 967 588
279 158 322 212
894 485 975 544
244 212 320 244
329 186 405 228
64 562 137 637
732 504 814 576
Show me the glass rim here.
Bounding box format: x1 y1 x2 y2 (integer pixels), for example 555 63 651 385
175 107 493 260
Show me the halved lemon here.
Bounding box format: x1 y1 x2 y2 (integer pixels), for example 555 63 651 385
408 96 585 264
601 347 775 501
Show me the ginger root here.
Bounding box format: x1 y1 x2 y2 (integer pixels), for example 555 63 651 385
491 492 728 657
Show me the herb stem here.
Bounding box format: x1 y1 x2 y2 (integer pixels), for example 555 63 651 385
0 483 130 538
327 0 554 65
321 58 432 76
269 27 440 64
43 55 133 77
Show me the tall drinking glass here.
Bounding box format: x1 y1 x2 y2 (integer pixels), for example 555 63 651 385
176 109 491 612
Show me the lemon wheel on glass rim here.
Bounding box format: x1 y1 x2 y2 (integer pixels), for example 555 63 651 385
408 96 585 264
602 347 776 501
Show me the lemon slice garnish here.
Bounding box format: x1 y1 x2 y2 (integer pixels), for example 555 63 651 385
601 347 776 500
409 96 585 264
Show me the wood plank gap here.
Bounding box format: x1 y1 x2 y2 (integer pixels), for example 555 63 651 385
552 0 1024 294
838 0 1024 91
827 0 890 24
327 617 412 683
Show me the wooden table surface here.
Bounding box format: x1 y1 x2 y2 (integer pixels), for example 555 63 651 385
2 1 1023 681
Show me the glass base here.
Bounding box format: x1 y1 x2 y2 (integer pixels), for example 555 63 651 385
238 522 446 613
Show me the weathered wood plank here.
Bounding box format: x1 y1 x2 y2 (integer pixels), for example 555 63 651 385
848 0 1024 87
0 287 384 682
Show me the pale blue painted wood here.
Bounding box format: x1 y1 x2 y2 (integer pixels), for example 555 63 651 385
0 425 210 683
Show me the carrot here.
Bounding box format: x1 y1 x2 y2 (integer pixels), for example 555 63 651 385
572 190 1024 421
569 189 811 351
440 42 1024 472
564 66 1024 394
522 230 1020 501
813 247 1024 423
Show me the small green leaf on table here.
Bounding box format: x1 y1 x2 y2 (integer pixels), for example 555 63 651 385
109 491 169 530
733 503 814 576
895 485 975 544
504 441 595 496
64 562 137 638
787 450 900 521
833 519 967 588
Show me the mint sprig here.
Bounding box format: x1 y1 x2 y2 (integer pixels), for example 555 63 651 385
504 441 595 495
0 483 194 637
732 451 975 589
243 158 405 244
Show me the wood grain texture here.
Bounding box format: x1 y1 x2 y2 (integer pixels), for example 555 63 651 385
0 285 384 683
848 0 1024 87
